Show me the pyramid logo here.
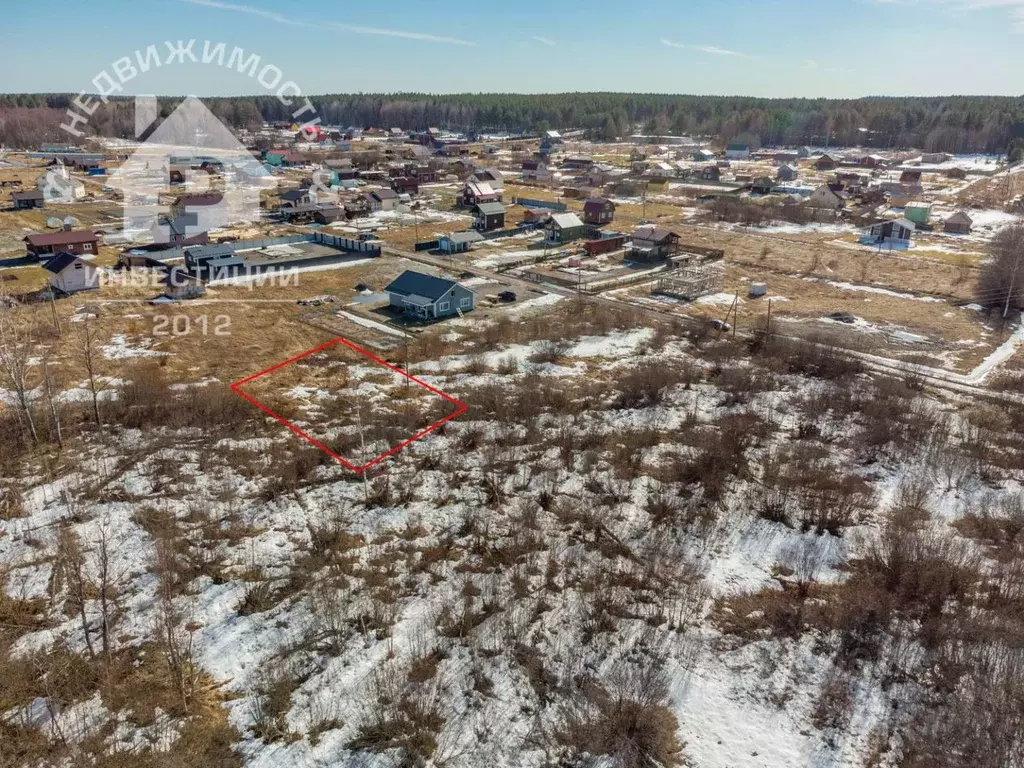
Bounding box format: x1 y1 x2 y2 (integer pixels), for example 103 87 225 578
108 96 274 245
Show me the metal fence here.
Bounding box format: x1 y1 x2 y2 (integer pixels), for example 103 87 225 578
512 197 567 211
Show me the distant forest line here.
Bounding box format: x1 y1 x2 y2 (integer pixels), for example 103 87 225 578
1 92 1023 154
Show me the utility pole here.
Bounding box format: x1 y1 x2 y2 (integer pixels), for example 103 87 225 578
356 403 370 500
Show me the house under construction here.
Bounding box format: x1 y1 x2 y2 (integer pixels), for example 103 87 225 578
652 262 723 301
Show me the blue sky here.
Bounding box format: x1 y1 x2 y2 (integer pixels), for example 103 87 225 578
1 0 1022 97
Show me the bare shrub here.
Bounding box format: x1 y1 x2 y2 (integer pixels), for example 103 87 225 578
528 340 569 365
554 663 683 767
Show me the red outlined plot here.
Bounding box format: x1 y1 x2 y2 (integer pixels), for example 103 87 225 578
230 336 467 473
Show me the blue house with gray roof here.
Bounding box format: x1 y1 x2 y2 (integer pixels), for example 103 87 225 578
385 270 476 320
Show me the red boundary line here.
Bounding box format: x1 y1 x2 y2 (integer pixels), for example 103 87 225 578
229 336 467 473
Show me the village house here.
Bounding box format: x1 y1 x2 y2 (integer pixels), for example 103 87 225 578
391 176 419 195
582 198 616 226
522 207 555 224
798 146 812 158
522 159 552 182
807 183 848 211
814 154 839 172
460 180 503 206
367 188 400 212
11 190 44 210
469 168 504 190
699 165 722 181
751 177 775 195
725 143 751 160
386 270 476 320
776 164 799 182
280 188 313 209
160 266 207 300
562 157 593 171
438 230 485 254
153 215 209 247
43 252 99 294
921 152 952 165
307 205 341 225
629 226 680 262
861 219 915 249
859 155 886 169
946 167 968 180
411 165 438 184
473 202 506 232
898 171 924 195
37 165 86 201
345 197 372 220
544 213 586 245
944 210 974 235
24 229 100 258
692 149 715 162
648 162 676 180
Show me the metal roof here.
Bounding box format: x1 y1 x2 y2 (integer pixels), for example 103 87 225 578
549 213 583 229
445 230 485 245
42 251 89 274
25 230 98 247
401 293 435 307
475 202 505 216
385 270 464 301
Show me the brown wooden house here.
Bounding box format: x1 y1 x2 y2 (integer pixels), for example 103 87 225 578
582 198 616 226
25 229 100 258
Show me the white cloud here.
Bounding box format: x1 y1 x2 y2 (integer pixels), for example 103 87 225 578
696 45 749 57
180 0 477 45
660 40 750 56
531 36 555 46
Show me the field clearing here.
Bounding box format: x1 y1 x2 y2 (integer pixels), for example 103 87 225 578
611 261 1005 372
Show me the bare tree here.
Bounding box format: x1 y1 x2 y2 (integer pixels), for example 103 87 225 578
55 526 95 659
77 319 103 425
40 348 63 450
978 221 1024 317
0 308 39 443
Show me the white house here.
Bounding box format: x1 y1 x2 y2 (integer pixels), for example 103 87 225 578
469 168 504 190
43 252 99 294
648 162 676 179
726 143 751 160
38 165 86 202
860 219 915 249
368 188 400 211
522 160 551 181
807 184 848 210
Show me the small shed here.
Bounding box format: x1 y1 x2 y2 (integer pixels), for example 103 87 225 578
904 201 933 226
439 230 485 254
11 190 44 210
944 210 973 235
